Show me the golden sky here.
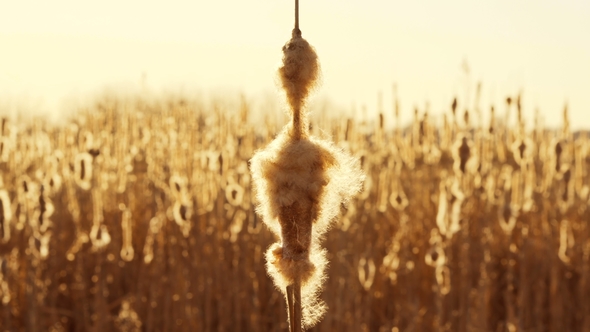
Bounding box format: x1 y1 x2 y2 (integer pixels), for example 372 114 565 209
1 0 589 129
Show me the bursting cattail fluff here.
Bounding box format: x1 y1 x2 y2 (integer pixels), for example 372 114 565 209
278 32 320 140
250 31 364 329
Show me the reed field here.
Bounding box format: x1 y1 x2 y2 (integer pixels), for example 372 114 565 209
0 92 588 332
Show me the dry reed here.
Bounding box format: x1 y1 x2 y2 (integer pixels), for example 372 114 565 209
0 87 586 332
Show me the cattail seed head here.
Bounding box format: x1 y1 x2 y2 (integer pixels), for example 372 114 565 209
251 35 363 327
453 134 472 175
251 131 363 264
279 35 320 139
0 189 11 243
74 152 93 190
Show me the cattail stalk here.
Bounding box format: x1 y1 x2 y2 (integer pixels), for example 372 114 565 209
250 1 363 329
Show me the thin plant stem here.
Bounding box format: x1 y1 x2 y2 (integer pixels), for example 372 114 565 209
295 0 299 32
293 280 302 332
286 285 295 331
286 281 302 332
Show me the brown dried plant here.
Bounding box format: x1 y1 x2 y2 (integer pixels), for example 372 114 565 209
251 22 363 330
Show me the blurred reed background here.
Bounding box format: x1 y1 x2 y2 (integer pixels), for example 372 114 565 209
0 90 588 332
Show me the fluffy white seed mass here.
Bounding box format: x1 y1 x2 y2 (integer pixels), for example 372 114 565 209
250 30 364 329
278 35 320 125
250 125 363 328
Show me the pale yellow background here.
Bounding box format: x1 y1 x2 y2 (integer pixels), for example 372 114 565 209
1 0 589 129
